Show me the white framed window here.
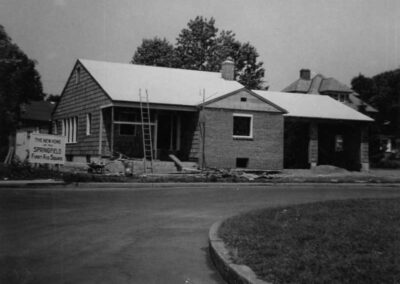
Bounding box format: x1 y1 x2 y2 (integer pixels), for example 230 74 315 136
233 113 253 139
61 119 65 136
72 117 77 142
339 94 347 102
61 116 78 143
86 113 92 135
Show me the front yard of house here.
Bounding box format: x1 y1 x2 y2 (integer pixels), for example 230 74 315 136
1 161 400 184
218 198 400 284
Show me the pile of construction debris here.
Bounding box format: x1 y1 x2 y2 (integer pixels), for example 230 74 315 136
202 168 280 181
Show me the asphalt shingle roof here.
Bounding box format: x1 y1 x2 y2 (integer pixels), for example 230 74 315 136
79 59 245 106
282 72 377 113
319 77 353 93
253 91 374 122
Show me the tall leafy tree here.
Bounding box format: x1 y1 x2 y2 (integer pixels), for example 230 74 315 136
351 70 400 136
131 37 176 67
235 42 265 89
0 25 43 156
175 16 219 71
131 16 267 89
351 74 377 104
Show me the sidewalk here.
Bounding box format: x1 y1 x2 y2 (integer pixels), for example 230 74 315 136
0 167 399 188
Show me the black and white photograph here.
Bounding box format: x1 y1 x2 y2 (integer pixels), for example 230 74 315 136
1 0 400 283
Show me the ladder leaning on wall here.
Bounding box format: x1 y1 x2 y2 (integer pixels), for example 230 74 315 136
139 89 154 173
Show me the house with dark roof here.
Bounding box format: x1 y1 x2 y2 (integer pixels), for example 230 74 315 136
20 100 55 133
52 59 286 170
282 69 377 115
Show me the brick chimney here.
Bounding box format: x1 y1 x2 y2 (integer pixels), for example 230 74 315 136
221 57 235 80
300 69 311 80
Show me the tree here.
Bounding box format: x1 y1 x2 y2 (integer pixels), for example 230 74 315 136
45 93 60 103
175 16 219 71
131 16 267 90
0 25 43 157
235 42 265 89
131 37 176 67
351 74 377 104
351 70 400 136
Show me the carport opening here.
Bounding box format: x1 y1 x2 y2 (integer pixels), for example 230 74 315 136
236 158 249 168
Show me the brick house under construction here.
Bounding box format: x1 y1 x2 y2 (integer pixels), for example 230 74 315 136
52 59 374 171
52 59 286 170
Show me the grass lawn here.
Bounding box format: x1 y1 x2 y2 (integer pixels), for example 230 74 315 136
218 198 400 284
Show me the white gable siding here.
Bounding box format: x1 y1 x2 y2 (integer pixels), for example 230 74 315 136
205 90 282 112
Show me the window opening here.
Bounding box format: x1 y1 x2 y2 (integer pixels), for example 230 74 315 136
76 67 81 84
335 135 344 152
233 114 253 138
86 113 92 135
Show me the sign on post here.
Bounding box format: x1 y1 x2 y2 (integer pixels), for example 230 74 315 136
29 133 66 165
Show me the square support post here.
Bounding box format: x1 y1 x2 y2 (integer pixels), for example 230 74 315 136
98 109 103 156
360 126 370 171
154 111 158 159
308 122 318 168
110 106 114 156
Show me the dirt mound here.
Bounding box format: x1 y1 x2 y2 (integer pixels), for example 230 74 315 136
311 165 349 174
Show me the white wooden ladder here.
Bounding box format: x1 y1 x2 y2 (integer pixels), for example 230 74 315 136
139 89 154 173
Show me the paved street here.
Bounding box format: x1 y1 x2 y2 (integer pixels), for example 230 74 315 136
1 184 400 284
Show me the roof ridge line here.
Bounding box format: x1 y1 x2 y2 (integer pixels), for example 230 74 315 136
79 58 225 76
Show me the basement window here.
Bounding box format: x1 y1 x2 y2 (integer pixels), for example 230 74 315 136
236 158 249 168
233 113 253 139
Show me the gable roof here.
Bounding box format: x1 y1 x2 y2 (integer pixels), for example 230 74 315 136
253 91 374 122
202 88 287 113
21 100 55 121
319 77 353 93
282 74 352 94
282 72 377 113
79 59 245 106
282 78 311 93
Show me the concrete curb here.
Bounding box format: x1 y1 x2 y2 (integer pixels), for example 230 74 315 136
209 221 271 284
0 180 66 188
1 181 400 189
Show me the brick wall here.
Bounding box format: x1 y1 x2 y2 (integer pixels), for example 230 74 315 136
201 108 284 170
52 61 112 158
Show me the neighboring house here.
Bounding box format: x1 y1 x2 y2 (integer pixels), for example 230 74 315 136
254 91 373 171
4 100 54 163
20 100 55 134
282 69 377 117
52 59 286 169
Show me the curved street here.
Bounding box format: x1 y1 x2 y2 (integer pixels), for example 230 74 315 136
1 184 400 284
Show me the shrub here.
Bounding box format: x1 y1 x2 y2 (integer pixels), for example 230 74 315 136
0 161 63 180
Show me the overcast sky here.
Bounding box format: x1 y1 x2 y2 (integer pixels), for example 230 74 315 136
1 0 399 94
